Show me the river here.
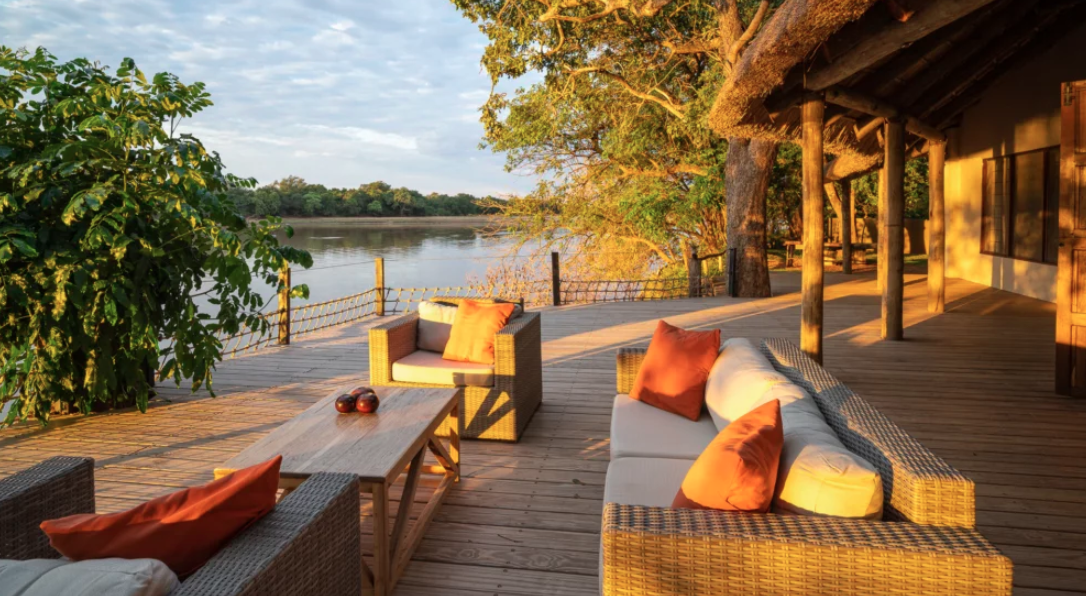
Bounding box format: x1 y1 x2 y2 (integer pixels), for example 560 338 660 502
270 218 519 307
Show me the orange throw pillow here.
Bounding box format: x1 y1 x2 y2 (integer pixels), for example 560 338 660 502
673 400 784 512
41 456 282 577
630 320 720 420
443 300 516 364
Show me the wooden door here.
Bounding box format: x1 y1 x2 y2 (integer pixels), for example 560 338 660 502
1056 80 1086 396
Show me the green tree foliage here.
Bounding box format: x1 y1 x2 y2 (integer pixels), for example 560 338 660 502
452 0 736 275
0 48 312 424
851 156 930 220
225 177 499 218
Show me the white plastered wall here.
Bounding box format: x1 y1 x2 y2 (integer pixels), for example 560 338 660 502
945 22 1086 303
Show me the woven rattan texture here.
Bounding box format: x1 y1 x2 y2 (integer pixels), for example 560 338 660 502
369 298 542 441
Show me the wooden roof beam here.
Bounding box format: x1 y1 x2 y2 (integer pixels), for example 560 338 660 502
825 86 946 142
825 138 928 182
855 1 1014 98
892 0 1045 108
916 6 1068 119
928 4 1086 127
804 0 1002 91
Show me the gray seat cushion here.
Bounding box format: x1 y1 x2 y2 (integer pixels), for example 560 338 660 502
0 558 179 596
603 457 693 508
609 394 718 461
392 350 494 387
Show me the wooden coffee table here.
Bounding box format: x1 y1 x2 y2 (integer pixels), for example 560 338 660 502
215 386 460 596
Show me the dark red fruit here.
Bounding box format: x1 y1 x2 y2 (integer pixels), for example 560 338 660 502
350 386 371 398
334 393 357 414
355 392 380 414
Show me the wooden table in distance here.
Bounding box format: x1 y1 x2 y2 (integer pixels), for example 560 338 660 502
215 386 460 596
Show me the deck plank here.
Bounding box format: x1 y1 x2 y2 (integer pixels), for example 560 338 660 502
1 271 1083 594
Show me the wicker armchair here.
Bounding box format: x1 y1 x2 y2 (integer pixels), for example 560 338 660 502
604 338 1013 596
0 457 363 596
369 297 542 441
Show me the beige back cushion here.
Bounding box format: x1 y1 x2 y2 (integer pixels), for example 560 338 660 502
417 301 459 353
705 338 883 519
705 338 789 430
418 300 524 353
756 382 884 519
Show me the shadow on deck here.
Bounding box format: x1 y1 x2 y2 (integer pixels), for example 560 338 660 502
0 271 1082 595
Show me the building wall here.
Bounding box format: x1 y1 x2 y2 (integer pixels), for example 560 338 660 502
945 23 1086 303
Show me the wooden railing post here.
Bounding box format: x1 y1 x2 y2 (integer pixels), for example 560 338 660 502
278 264 291 345
551 251 561 306
375 257 385 316
688 250 701 298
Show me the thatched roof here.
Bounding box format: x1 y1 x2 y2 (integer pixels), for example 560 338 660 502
708 0 1086 180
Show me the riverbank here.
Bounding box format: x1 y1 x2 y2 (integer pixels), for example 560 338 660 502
275 216 508 228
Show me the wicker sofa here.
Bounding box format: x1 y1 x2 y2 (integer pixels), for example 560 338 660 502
369 297 542 442
0 456 362 596
602 338 1013 596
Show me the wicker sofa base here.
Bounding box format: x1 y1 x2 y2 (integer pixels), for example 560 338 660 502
604 338 1013 595
603 503 1012 596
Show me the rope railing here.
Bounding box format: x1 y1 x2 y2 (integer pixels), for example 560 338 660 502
215 251 731 358
292 289 380 336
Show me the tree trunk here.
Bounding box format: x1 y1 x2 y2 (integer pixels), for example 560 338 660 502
725 137 777 298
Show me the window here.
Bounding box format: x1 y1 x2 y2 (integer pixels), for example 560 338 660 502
981 147 1060 264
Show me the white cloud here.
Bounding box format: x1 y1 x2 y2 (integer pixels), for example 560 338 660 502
290 73 340 87
311 29 354 47
258 40 293 52
330 19 354 32
0 0 537 196
168 43 229 62
301 124 418 152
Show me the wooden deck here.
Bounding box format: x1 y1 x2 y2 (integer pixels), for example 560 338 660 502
2 271 1084 595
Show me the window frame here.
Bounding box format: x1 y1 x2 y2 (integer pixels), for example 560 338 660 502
979 146 1060 266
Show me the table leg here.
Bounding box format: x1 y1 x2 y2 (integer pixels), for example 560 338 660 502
449 402 460 482
372 482 390 596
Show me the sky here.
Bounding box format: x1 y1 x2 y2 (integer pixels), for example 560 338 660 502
1 0 536 197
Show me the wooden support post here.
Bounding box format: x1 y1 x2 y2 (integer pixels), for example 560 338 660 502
801 94 825 364
551 251 561 306
687 250 702 298
375 257 385 316
877 166 887 292
928 140 946 313
277 264 290 345
883 119 906 340
841 180 853 274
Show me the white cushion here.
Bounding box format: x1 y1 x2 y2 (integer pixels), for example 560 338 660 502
609 394 718 461
392 350 494 387
0 558 178 596
603 457 693 508
754 382 884 519
704 338 790 431
417 301 458 353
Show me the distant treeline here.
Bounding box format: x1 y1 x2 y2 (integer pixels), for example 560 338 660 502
225 176 501 218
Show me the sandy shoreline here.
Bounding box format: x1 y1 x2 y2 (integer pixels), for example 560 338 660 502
274 216 509 228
